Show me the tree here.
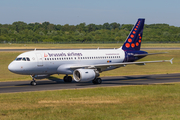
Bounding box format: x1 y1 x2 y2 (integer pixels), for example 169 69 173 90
87 24 97 32
103 23 110 30
110 22 120 30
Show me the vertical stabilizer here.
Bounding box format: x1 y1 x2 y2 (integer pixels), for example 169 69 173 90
122 18 145 51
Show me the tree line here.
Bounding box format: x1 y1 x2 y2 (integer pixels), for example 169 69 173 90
0 21 180 43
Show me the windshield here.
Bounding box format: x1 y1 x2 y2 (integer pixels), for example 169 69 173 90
15 57 30 61
15 58 22 61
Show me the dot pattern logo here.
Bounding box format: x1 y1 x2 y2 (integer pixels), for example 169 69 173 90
125 20 142 48
125 43 130 48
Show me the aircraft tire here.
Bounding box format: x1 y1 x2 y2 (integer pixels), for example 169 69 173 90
31 81 37 86
64 76 72 83
92 80 96 84
92 78 102 84
96 78 102 84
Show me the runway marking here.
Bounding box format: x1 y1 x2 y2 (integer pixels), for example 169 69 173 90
121 79 148 81
0 85 29 88
155 77 180 79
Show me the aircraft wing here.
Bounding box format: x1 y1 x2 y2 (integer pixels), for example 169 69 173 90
70 58 173 70
133 52 168 57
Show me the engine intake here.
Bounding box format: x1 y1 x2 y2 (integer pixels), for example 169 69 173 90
73 69 99 82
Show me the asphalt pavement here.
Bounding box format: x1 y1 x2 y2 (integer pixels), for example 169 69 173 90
0 73 180 93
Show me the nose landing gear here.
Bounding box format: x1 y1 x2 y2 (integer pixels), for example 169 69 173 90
30 75 37 86
30 80 37 86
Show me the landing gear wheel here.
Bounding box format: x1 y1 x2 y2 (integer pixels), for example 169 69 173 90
96 78 102 84
30 81 37 86
64 76 72 83
92 80 96 84
63 76 67 81
92 78 102 84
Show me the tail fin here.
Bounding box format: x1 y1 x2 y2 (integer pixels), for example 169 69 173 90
122 18 145 51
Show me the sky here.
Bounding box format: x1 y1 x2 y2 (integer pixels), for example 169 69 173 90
0 0 180 26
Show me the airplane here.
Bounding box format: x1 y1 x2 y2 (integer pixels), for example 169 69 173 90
8 18 173 86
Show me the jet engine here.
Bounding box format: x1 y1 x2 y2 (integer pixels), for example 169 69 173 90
73 69 99 82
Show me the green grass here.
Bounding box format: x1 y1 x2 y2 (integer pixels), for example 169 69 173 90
0 43 180 49
0 50 179 82
0 83 180 119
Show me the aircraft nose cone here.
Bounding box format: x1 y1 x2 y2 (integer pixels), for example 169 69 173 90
8 62 26 74
8 62 16 72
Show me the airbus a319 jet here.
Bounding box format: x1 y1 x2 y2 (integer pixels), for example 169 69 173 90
8 19 173 86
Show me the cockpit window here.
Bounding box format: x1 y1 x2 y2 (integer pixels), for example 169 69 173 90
15 57 30 61
22 58 26 61
15 58 22 61
26 58 30 61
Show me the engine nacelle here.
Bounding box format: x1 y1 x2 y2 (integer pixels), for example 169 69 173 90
73 69 99 82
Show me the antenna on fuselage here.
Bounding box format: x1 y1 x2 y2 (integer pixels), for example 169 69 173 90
34 48 36 51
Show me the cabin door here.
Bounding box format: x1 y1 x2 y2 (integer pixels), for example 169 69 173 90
36 53 43 66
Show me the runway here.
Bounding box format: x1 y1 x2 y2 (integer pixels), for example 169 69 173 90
0 73 180 93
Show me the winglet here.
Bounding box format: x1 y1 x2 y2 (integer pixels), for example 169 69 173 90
170 58 174 64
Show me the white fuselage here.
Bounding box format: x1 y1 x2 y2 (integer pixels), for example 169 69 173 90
8 48 125 75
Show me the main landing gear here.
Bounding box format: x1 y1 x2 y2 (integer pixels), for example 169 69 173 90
92 78 102 84
63 75 72 83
